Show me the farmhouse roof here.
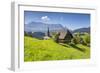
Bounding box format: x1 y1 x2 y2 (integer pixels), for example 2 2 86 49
59 31 67 39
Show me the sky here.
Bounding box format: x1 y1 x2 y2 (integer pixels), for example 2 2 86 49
24 11 90 30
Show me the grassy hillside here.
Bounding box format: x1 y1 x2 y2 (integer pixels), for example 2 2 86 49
24 36 90 62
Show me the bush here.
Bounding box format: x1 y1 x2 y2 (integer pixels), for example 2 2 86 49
71 33 90 46
81 34 90 46
71 33 81 44
25 32 33 37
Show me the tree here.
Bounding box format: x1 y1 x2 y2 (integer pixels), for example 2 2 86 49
72 33 81 44
24 31 28 36
55 33 60 43
82 33 90 46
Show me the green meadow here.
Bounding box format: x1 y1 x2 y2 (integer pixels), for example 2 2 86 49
24 36 90 62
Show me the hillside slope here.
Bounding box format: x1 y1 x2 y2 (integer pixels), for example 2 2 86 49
24 36 90 61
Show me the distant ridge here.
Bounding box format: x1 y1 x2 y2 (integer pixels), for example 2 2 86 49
73 27 90 33
25 21 64 32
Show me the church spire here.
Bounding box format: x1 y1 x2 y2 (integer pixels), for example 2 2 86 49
47 26 50 37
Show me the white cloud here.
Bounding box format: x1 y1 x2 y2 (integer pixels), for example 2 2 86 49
41 16 50 22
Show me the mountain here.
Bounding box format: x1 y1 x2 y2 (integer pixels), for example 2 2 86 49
73 27 90 33
25 22 64 32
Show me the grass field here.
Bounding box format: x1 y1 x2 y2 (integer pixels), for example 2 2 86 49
24 36 90 62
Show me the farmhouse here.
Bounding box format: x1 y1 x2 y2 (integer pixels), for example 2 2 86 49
57 29 73 43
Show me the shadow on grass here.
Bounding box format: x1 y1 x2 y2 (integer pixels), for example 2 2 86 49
69 44 85 52
59 43 70 48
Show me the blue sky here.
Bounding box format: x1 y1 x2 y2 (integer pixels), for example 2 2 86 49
24 11 90 30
